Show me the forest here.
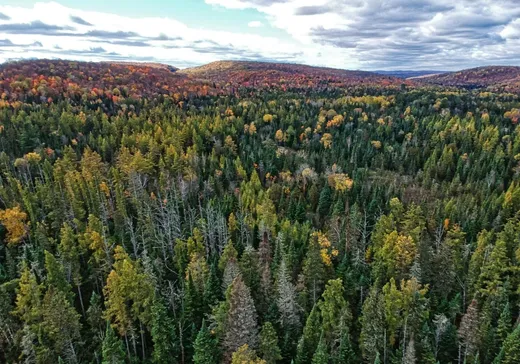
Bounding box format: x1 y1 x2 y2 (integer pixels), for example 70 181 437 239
0 59 519 364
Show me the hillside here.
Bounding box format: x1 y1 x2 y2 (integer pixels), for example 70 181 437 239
0 59 195 103
179 60 409 88
420 65 520 92
0 59 412 106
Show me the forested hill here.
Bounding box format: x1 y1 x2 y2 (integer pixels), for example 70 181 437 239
1 59 520 364
419 66 520 93
178 60 406 88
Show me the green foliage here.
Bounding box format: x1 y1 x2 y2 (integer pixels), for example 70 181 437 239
259 322 282 364
2 59 520 364
193 320 219 364
102 324 126 364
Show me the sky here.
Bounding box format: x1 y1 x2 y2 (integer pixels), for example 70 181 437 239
1 0 520 71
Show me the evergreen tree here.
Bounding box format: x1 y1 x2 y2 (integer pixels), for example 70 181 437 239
311 334 329 364
318 278 351 346
223 275 259 359
360 287 385 362
276 258 300 330
458 299 481 363
102 324 126 364
295 304 321 364
193 320 219 364
151 298 178 363
317 185 332 217
500 325 520 364
496 301 512 349
259 322 282 364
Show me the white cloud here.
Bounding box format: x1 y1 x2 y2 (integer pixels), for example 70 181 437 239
0 1 320 68
205 0 520 70
248 20 263 27
0 1 520 70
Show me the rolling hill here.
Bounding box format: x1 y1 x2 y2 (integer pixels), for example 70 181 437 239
419 65 520 92
179 60 409 89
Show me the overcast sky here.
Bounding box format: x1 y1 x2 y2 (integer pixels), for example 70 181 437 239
1 0 520 71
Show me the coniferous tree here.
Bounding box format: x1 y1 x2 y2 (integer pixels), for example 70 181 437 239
458 299 481 363
259 322 282 364
223 275 259 359
102 324 126 364
499 325 520 364
295 304 321 364
311 333 329 364
151 298 178 363
193 320 219 364
360 287 385 363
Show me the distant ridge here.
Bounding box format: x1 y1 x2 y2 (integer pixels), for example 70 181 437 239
179 60 408 88
418 66 520 92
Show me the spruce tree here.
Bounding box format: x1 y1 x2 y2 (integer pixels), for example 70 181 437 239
151 298 178 363
500 325 520 364
360 287 385 363
295 304 321 364
311 334 329 364
223 275 259 359
193 320 219 364
259 322 282 364
276 258 300 330
102 324 126 364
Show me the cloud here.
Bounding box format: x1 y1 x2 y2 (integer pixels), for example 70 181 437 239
70 15 92 26
294 6 331 16
209 0 520 70
0 39 14 47
248 21 263 27
101 40 150 47
206 0 288 8
0 20 75 35
82 30 140 39
2 1 520 70
0 2 305 69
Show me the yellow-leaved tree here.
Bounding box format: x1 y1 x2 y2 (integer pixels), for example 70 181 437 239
0 206 28 245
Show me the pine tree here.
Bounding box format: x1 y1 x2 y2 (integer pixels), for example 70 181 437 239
317 185 332 217
478 239 510 298
151 298 178 363
44 251 73 302
360 287 385 362
311 334 329 364
276 258 300 330
41 286 82 362
319 278 351 345
240 246 260 296
500 325 520 364
373 352 382 364
204 261 222 310
102 324 126 364
496 302 512 349
302 235 328 306
458 299 481 363
259 322 282 364
193 320 219 364
223 275 259 359
295 304 321 364
103 246 155 337
403 335 416 364
333 325 355 364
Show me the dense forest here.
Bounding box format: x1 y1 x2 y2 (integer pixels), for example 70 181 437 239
0 59 519 364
